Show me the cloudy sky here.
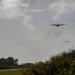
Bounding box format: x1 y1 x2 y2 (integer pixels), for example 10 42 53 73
0 0 75 64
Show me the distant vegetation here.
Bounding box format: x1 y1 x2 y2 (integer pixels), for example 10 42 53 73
1 49 75 75
22 50 75 75
0 57 18 69
0 56 34 69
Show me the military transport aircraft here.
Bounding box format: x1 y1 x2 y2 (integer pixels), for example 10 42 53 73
51 23 65 27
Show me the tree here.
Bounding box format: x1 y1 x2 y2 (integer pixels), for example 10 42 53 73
0 57 6 65
6 57 18 65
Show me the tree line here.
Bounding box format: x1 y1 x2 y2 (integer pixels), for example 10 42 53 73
0 56 34 69
0 57 18 69
1 49 75 75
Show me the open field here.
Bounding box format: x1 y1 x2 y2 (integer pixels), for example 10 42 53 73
0 70 23 75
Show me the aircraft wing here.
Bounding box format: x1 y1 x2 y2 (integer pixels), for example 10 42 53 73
51 24 58 26
51 24 65 26
59 24 65 26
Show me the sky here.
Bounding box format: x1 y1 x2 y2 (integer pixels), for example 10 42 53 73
0 0 75 64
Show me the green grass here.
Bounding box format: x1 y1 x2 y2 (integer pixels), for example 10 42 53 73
0 70 23 75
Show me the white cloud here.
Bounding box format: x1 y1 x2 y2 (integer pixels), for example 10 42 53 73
23 15 37 31
49 0 75 21
0 0 46 31
0 0 41 18
0 0 21 18
0 0 33 18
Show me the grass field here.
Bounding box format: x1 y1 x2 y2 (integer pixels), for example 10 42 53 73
0 70 23 75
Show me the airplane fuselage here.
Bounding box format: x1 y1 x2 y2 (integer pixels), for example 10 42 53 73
56 25 59 27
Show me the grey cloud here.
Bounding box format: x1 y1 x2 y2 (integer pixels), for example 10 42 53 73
0 0 56 19
49 0 75 21
0 0 75 64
